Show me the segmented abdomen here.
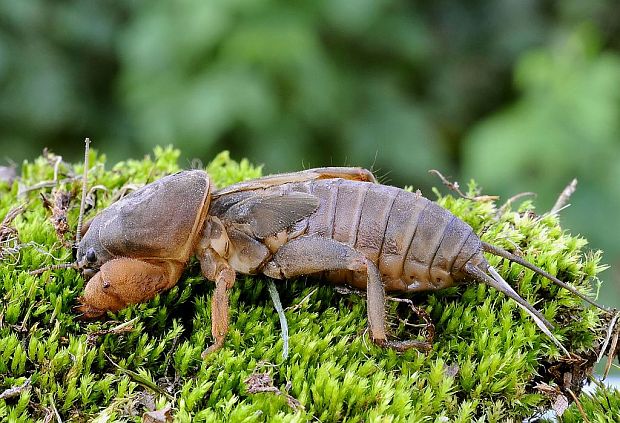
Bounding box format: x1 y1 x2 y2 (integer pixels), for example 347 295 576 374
296 179 483 292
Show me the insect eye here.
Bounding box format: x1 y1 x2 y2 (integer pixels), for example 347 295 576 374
82 268 96 279
86 248 97 264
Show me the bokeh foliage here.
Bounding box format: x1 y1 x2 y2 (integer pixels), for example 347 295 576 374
1 4 620 296
463 27 620 306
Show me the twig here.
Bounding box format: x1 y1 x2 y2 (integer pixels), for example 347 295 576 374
386 296 435 346
603 328 619 379
596 310 620 365
0 203 26 228
497 192 536 217
566 388 591 423
83 185 108 212
0 203 26 242
550 178 577 215
52 155 63 183
267 280 289 360
4 241 67 264
429 169 498 201
333 285 364 297
0 203 27 262
286 288 317 312
0 378 31 400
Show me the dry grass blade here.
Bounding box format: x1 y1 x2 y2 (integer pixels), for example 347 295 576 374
267 280 289 360
566 388 592 423
497 191 536 216
285 287 317 312
0 165 17 184
76 138 90 244
603 328 619 379
29 262 78 276
550 178 577 215
49 394 63 423
0 203 27 235
18 177 81 197
87 317 139 345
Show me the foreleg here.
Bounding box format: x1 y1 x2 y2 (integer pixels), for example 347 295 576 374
198 247 236 357
77 258 182 318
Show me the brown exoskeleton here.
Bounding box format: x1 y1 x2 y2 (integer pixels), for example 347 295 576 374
75 167 606 356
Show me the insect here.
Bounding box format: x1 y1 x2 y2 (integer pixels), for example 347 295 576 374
70 164 609 356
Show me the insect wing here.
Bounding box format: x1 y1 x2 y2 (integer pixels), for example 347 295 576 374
223 191 319 238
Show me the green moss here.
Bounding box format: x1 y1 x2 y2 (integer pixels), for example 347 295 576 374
561 382 620 422
0 147 616 421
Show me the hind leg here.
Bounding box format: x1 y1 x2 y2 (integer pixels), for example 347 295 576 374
263 236 429 351
214 167 378 196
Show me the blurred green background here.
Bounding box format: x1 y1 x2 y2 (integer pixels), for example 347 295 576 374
1 1 619 306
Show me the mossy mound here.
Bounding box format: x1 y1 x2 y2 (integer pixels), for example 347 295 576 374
0 147 617 421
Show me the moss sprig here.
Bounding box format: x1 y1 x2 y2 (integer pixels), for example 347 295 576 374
0 148 616 421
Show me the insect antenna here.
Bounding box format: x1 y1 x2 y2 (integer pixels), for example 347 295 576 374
465 263 570 355
75 138 91 245
30 138 90 276
29 262 78 276
482 242 609 312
